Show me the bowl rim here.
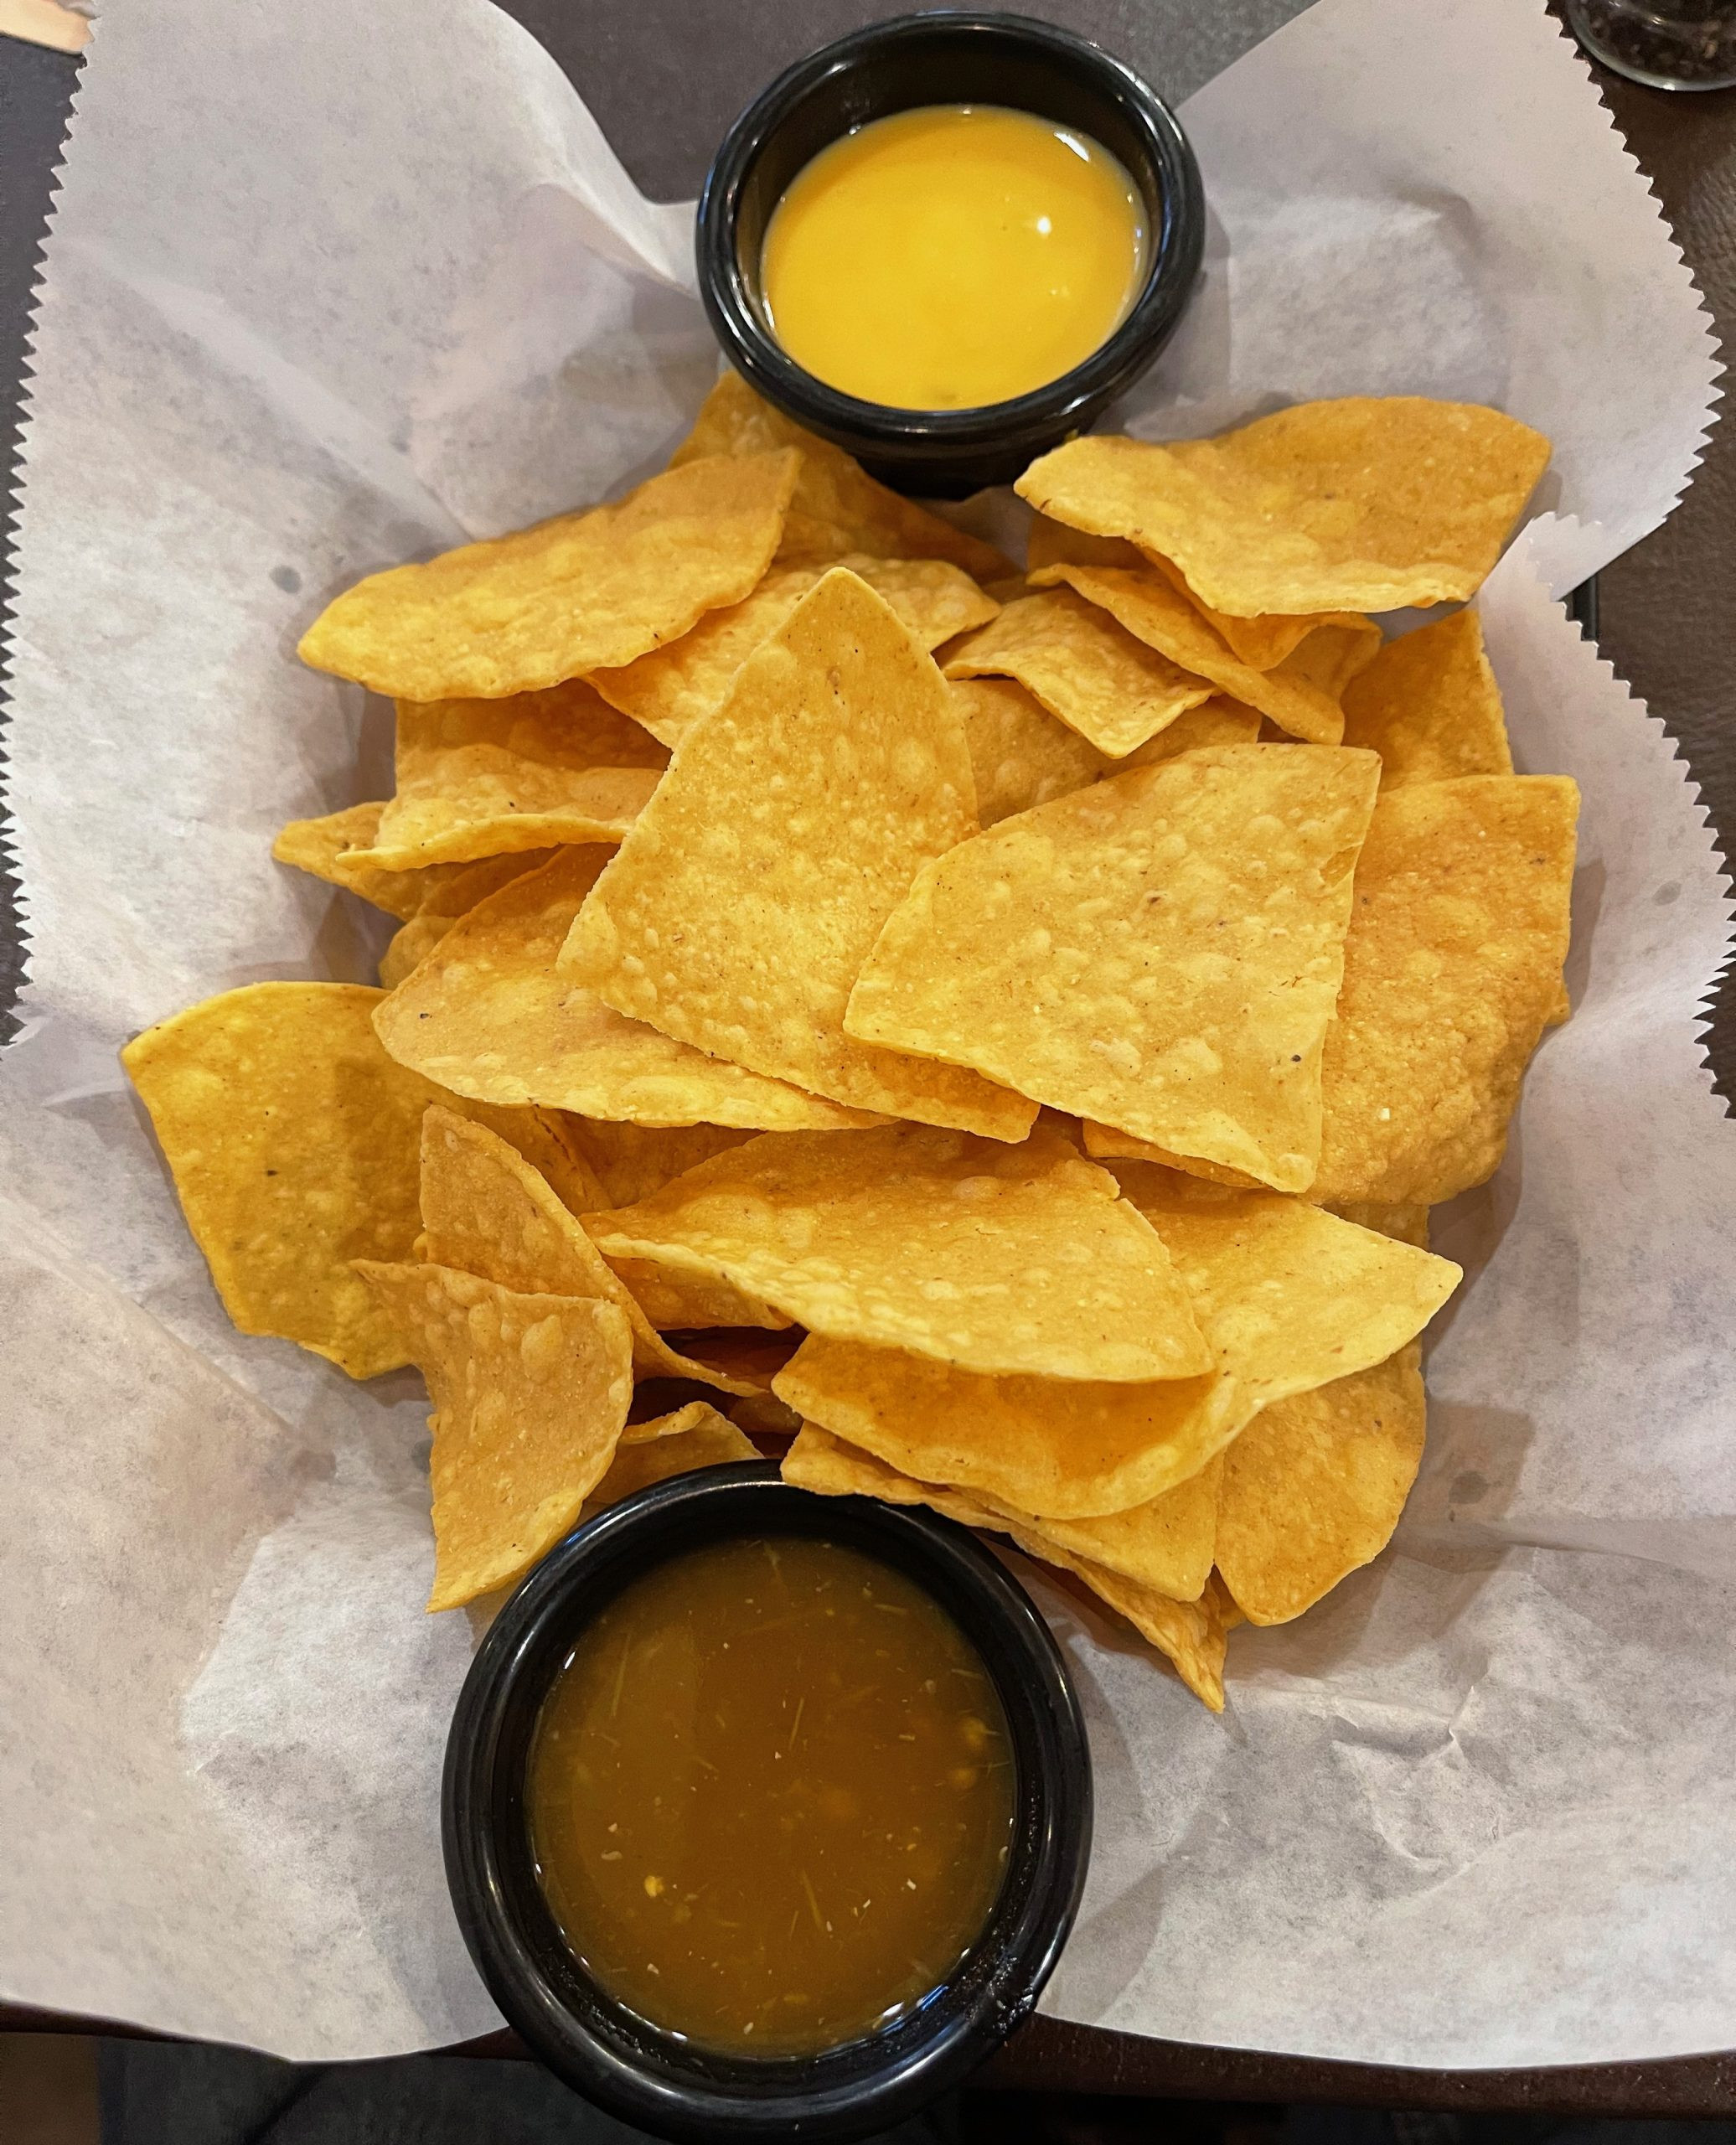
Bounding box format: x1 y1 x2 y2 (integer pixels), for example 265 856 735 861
694 8 1205 459
442 1460 1093 2142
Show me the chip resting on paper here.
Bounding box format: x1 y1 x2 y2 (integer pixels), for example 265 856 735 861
943 587 1216 759
562 570 1036 1138
846 744 1382 1192
354 1262 633 1609
591 556 998 748
374 849 881 1132
417 1108 764 1396
1215 1343 1426 1626
775 1341 1245 1517
1108 1161 1460 1402
1026 562 1358 746
586 1122 1211 1384
297 449 799 700
1339 609 1514 788
1016 398 1551 616
956 680 1262 827
349 685 669 871
670 370 1009 580
1311 774 1579 1204
121 982 462 1378
780 1427 1230 1707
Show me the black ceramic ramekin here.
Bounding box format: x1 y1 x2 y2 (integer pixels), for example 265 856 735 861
443 1461 1092 2143
695 11 1205 497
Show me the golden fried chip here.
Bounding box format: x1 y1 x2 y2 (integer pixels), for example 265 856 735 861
1215 1343 1425 1625
275 803 556 922
956 680 1263 828
671 370 1009 580
379 912 455 989
847 745 1381 1191
1328 1202 1430 1248
943 588 1215 758
417 1108 764 1397
590 1252 793 1332
556 1120 754 1209
1108 1160 1459 1401
1144 555 1382 678
591 556 998 748
348 684 667 871
583 1406 759 1512
354 1261 633 1609
1017 399 1551 615
1311 775 1578 1203
298 451 799 700
666 1326 803 1394
729 1392 807 1443
973 1456 1222 1602
618 1399 737 1446
375 849 881 1131
1024 515 1144 576
782 1426 1228 1704
123 983 471 1377
778 1338 1247 1516
563 571 1036 1139
1026 564 1348 746
1340 610 1513 788
591 1122 1210 1384
1078 1122 1265 1187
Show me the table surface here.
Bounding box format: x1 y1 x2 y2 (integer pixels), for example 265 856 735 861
2 0 1733 2116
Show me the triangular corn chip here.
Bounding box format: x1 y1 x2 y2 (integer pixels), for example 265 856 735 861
298 450 799 699
1108 1161 1458 1401
1027 562 1350 746
1017 399 1550 615
1340 609 1513 788
273 802 553 923
847 745 1381 1191
417 1107 766 1397
583 1406 759 1515
1215 1343 1425 1626
1312 775 1578 1203
943 588 1215 758
374 849 881 1132
670 370 1009 580
349 685 667 870
592 556 998 748
590 1122 1212 1384
563 571 1036 1139
354 1261 633 1609
558 1120 756 1209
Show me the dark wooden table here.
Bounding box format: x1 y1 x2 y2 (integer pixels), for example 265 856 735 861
2 0 1733 2115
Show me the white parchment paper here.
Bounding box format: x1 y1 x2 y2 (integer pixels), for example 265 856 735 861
3 0 1731 2068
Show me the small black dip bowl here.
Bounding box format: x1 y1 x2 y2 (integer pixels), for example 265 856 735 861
695 10 1205 498
444 1460 1092 2143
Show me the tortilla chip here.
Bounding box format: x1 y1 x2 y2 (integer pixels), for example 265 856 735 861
957 680 1262 828
973 1456 1222 1602
590 1122 1211 1384
668 1326 803 1393
592 556 998 748
778 1339 1248 1517
417 1107 765 1397
379 912 455 989
273 802 546 923
1144 555 1382 677
590 1252 793 1332
556 1120 755 1209
1024 516 1144 577
123 982 473 1377
670 370 1009 581
782 1425 1227 1703
583 1406 759 1512
1340 610 1513 788
563 571 1036 1139
346 685 666 871
1328 1202 1430 1248
1026 564 1349 747
375 849 881 1132
298 450 799 700
1078 1123 1266 1187
354 1261 633 1609
1215 1344 1425 1626
1107 1160 1459 1402
1311 775 1578 1203
943 588 1215 759
846 745 1381 1191
1016 399 1551 615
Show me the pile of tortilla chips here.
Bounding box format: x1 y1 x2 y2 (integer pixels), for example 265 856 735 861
123 375 1577 1709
